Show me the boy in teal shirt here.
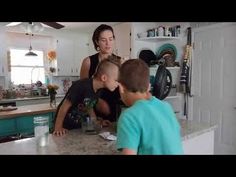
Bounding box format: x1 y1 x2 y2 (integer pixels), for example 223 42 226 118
116 59 183 155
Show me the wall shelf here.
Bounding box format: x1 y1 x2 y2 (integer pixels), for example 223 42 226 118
136 36 180 42
165 95 181 99
149 66 180 74
149 66 180 70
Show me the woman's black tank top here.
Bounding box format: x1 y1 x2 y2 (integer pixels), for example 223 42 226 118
88 53 99 78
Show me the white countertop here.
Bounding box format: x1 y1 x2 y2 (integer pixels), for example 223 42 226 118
0 119 217 155
178 119 217 141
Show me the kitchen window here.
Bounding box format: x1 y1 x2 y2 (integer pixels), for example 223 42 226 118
10 49 45 85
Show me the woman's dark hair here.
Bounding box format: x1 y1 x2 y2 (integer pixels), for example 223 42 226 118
92 24 115 51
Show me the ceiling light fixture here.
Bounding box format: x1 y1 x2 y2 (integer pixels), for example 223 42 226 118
20 22 44 34
25 33 37 57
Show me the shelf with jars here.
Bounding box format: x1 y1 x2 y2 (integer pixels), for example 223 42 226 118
136 25 181 42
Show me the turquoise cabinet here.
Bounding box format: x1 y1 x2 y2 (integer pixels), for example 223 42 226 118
0 112 55 137
16 116 34 135
0 119 16 136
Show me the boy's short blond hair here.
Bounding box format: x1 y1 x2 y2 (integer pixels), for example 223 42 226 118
93 55 120 78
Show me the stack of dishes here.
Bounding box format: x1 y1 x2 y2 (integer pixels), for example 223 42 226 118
156 43 177 67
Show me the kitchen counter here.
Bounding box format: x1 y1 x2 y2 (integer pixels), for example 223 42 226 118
0 103 56 119
178 119 217 141
0 119 217 155
0 94 65 103
0 128 118 155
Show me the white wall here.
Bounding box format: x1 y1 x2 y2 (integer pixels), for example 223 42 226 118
190 22 218 29
130 22 158 58
87 32 97 56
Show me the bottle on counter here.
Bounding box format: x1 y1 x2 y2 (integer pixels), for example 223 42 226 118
0 86 3 100
157 26 164 36
176 25 181 37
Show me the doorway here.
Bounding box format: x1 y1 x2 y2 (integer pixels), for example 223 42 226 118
190 23 236 154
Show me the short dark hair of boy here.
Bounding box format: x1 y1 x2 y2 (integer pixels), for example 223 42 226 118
119 59 149 93
93 58 120 78
92 24 115 51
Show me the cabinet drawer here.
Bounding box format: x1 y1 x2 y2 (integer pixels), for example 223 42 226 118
0 119 16 136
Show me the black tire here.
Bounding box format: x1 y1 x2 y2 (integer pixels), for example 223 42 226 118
153 65 172 100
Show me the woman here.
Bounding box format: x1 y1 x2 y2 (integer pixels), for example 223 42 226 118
80 24 122 124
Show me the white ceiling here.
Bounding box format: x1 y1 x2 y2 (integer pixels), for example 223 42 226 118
1 22 120 33
59 22 120 30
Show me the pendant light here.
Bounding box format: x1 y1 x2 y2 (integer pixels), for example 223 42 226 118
25 33 37 56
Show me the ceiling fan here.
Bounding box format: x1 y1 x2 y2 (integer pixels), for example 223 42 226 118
6 22 65 30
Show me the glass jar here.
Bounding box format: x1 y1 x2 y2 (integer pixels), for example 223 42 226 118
81 116 100 135
34 116 49 147
158 26 164 36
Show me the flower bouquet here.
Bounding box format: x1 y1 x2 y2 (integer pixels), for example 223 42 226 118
47 50 56 63
47 84 59 107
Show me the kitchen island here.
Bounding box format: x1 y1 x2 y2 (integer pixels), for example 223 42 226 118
0 119 217 155
179 119 217 154
0 103 57 139
0 103 56 119
0 94 64 106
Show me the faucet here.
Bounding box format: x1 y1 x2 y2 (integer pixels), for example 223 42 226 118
30 66 37 96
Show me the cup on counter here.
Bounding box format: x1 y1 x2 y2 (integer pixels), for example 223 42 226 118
34 116 49 147
81 117 101 135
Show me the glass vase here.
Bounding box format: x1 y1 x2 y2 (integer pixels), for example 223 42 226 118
49 93 56 108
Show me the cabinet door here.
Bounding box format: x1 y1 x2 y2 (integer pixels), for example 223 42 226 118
113 23 131 59
73 35 89 76
16 112 54 135
0 32 6 76
16 115 34 135
54 38 74 76
183 131 214 154
0 119 16 137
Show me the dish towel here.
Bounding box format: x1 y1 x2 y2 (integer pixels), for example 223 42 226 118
99 132 117 141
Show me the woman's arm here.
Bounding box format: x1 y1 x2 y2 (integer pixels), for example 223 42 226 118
80 57 91 79
53 99 72 136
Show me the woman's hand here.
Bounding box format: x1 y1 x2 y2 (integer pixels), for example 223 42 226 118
96 118 112 128
102 120 112 127
101 119 112 127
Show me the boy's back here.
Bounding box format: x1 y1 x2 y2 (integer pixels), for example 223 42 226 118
117 96 183 155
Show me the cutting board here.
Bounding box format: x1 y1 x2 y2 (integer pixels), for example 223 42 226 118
0 106 18 112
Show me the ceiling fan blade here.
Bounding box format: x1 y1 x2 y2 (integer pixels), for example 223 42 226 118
42 22 65 29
